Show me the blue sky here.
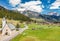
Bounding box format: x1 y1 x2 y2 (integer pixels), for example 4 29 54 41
0 0 60 14
0 0 11 9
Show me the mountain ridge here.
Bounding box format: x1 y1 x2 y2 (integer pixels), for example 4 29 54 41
0 6 31 21
39 14 60 23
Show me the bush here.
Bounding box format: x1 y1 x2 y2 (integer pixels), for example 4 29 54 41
16 23 20 31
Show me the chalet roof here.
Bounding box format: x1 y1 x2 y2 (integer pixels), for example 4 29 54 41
2 23 16 30
8 23 15 30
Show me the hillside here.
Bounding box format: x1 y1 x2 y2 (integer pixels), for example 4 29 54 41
39 14 60 23
23 10 40 18
0 6 31 21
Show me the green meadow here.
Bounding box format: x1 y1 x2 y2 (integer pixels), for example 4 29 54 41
11 23 60 41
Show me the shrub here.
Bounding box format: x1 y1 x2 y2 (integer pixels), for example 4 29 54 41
16 23 20 31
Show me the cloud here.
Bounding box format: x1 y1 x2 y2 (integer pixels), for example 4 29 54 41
16 1 42 13
9 0 21 7
21 1 41 6
50 0 60 9
9 0 42 13
26 5 42 13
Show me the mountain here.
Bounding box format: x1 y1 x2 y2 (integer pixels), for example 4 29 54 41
0 6 31 21
1 6 60 23
39 14 60 23
47 12 60 16
22 10 40 18
18 9 60 23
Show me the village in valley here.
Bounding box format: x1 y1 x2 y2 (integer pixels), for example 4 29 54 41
0 0 60 41
0 16 60 41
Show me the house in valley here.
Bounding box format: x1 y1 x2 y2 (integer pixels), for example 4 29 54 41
2 17 16 36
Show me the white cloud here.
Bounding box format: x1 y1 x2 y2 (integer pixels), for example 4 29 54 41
17 8 25 12
50 0 60 9
9 0 21 7
17 1 42 13
27 5 42 12
9 0 42 13
20 1 41 6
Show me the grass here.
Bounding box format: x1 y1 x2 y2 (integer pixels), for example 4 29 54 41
11 23 60 41
0 18 20 28
20 23 25 28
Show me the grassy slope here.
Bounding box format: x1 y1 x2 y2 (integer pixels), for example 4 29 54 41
31 18 45 22
0 18 26 28
11 23 60 41
0 18 20 28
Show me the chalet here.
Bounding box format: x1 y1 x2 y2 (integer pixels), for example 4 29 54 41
2 17 16 36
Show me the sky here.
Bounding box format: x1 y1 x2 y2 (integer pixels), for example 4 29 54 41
0 0 60 14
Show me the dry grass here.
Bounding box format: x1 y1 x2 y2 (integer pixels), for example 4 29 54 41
7 19 20 26
0 18 20 27
20 36 40 41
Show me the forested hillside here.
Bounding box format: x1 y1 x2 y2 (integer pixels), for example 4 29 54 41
0 6 31 21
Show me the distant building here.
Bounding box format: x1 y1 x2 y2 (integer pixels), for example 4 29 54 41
2 17 16 36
